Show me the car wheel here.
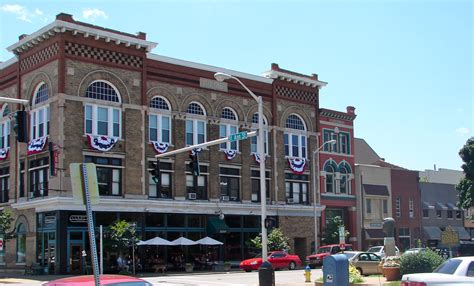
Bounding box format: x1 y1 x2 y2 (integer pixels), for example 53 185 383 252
356 267 363 275
289 261 296 270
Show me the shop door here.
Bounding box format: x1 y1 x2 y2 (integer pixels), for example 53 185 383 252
294 237 306 262
69 244 83 274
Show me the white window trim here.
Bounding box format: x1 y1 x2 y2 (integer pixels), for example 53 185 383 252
149 113 172 144
219 123 239 151
186 118 206 146
0 118 10 149
84 104 122 138
284 132 307 158
30 105 49 140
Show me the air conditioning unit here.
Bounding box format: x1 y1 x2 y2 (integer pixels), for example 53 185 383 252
287 198 294 204
188 193 197 200
221 196 230 201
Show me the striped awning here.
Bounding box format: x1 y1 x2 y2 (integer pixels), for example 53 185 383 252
436 202 448 210
446 203 459 210
423 202 434 209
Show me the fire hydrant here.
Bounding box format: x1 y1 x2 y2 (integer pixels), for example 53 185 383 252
304 265 311 282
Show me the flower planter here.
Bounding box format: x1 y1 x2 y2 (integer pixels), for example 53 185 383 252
383 267 401 281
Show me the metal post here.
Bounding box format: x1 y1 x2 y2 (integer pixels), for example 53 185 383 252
100 225 103 275
257 96 268 262
81 164 100 286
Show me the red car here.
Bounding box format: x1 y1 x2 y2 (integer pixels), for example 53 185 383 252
43 275 152 286
306 244 353 268
240 251 302 272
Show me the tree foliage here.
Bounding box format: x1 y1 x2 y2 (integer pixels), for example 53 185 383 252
0 209 15 239
248 227 291 252
322 216 349 245
110 220 139 255
456 137 474 210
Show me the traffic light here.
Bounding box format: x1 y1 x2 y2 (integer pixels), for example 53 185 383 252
189 152 200 177
149 160 161 184
13 110 27 143
265 217 276 229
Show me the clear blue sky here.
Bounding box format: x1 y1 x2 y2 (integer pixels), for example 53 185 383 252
1 0 472 171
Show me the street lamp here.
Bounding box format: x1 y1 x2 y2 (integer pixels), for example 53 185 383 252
312 139 336 253
214 72 268 262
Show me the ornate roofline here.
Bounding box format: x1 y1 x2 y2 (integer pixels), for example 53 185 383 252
320 107 356 121
261 63 327 88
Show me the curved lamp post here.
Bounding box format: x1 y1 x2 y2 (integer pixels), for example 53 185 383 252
214 72 268 262
312 139 336 252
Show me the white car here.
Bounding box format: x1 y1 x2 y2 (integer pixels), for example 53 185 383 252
367 245 400 258
401 256 474 286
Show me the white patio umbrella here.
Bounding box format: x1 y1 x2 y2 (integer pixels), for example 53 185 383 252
171 237 198 246
195 236 223 246
137 236 173 246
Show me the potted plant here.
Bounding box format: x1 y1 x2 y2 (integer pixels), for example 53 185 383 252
185 263 194 272
224 261 232 271
382 256 401 281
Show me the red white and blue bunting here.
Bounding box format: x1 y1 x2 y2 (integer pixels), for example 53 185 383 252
87 135 117 152
252 153 264 164
288 157 307 174
190 148 202 156
0 147 9 161
28 136 48 155
150 141 170 154
223 149 237 161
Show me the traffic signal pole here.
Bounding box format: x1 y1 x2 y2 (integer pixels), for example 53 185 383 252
155 130 257 159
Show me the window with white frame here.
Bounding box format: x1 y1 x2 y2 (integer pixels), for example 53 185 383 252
285 173 309 204
382 199 388 214
186 164 208 200
220 167 240 202
148 160 172 199
251 169 270 202
149 96 171 143
219 107 239 151
338 162 352 194
250 113 268 155
30 82 50 140
284 114 307 158
324 161 337 193
409 198 414 218
0 167 9 203
323 129 351 155
84 81 121 138
0 105 10 149
29 157 48 198
396 197 401 217
85 156 122 196
366 198 372 214
186 102 206 146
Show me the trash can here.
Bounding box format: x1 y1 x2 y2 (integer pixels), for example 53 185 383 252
258 261 275 286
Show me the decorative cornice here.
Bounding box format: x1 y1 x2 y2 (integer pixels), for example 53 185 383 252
320 109 356 121
261 69 327 88
0 57 18 70
7 20 157 54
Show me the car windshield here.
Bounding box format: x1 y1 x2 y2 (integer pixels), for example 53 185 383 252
367 246 382 253
433 259 462 274
109 283 152 286
317 247 331 254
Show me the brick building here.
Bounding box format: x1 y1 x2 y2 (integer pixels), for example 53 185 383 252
0 13 360 274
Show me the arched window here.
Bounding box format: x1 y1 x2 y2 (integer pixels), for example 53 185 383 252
250 113 269 155
185 102 206 145
149 96 171 143
284 114 307 158
338 162 352 194
0 104 10 149
84 81 122 138
16 223 26 263
30 82 50 140
324 160 337 193
219 107 239 151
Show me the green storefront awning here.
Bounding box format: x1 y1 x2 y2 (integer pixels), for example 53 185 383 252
207 217 229 234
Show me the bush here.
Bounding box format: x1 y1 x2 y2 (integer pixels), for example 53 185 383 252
400 249 445 275
349 263 364 284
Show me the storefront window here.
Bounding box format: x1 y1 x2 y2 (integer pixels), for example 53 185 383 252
243 216 259 228
145 213 165 228
95 212 117 226
219 167 240 202
84 156 122 196
168 214 185 228
187 215 205 228
16 223 26 263
0 235 4 263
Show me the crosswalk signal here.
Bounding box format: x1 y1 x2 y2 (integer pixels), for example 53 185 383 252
189 152 200 177
149 160 161 184
265 217 276 229
13 110 27 143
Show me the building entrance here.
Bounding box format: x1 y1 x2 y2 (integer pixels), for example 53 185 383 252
69 244 83 274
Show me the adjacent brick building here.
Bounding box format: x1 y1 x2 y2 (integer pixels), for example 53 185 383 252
0 13 358 273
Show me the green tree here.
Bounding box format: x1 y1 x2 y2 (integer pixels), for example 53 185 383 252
248 228 291 252
0 209 14 239
456 137 474 210
110 220 140 256
322 216 349 245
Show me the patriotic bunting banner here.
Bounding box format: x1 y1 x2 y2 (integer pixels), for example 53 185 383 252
150 141 170 154
190 148 202 156
28 136 48 155
0 147 9 160
252 153 263 164
223 149 237 161
87 135 117 152
288 157 307 174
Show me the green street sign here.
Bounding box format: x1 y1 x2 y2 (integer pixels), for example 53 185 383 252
229 131 248 142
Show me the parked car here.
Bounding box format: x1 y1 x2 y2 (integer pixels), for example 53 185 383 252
239 250 302 272
367 245 400 258
43 275 152 286
344 251 382 276
401 256 474 286
403 248 428 256
306 244 353 268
